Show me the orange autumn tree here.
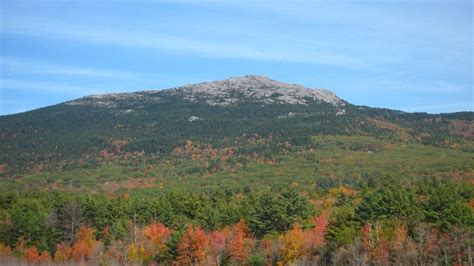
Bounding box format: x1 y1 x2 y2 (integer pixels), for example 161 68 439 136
143 222 172 253
71 226 101 262
228 219 253 265
127 223 172 264
0 243 12 256
175 225 209 265
25 246 51 263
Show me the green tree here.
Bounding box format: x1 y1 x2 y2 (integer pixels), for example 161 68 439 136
10 198 59 252
248 188 314 237
356 183 421 225
421 181 473 230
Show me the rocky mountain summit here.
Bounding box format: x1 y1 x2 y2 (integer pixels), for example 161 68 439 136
67 75 345 108
170 75 345 106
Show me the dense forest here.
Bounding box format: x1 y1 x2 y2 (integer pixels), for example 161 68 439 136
0 178 472 265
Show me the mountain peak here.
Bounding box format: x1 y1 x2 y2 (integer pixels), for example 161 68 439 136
67 75 345 108
172 75 345 106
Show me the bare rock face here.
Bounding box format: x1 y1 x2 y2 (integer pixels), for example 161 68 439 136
171 75 345 106
66 75 345 108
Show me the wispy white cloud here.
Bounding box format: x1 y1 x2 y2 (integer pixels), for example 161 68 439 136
0 78 105 95
0 56 205 91
0 56 139 79
2 0 470 76
0 17 374 70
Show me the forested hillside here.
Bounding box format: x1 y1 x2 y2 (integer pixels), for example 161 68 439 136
0 76 472 265
1 76 472 176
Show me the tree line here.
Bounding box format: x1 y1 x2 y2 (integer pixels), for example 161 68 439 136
0 178 472 265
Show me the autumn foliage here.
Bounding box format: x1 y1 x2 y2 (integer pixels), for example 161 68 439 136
71 226 101 262
278 213 329 264
306 212 329 251
279 223 305 265
175 225 209 265
128 242 146 263
228 219 253 264
0 243 12 256
0 181 471 265
208 230 228 265
25 246 51 263
143 223 172 252
0 215 471 265
54 242 72 262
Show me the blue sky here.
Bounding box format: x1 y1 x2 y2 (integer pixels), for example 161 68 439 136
0 0 472 115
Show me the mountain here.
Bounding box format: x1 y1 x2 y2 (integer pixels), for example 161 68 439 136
1 76 473 265
0 75 473 178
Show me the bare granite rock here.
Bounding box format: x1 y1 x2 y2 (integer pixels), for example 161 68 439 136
170 75 345 106
65 75 345 108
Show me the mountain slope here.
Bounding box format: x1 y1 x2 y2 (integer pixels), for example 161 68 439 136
0 75 473 175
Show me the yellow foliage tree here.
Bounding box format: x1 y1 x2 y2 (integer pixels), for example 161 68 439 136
278 223 305 265
54 242 72 262
128 242 146 264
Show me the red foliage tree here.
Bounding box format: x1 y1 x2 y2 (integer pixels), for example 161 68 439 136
361 223 372 253
208 230 227 265
305 212 329 255
373 237 389 265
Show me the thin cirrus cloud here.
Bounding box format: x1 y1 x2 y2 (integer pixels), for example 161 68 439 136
1 56 139 79
0 78 105 95
0 56 203 93
1 17 373 70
